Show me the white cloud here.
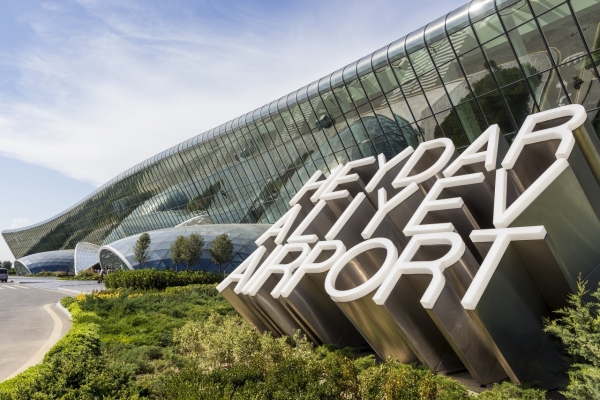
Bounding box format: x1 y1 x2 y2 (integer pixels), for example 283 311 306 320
0 0 465 187
10 218 31 229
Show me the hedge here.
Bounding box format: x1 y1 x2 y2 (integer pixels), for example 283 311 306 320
103 269 221 290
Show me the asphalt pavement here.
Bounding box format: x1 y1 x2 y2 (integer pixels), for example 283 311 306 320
0 277 103 382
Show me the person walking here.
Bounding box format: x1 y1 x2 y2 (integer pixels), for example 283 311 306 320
98 267 106 283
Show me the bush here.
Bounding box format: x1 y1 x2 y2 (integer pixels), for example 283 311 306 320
544 277 600 399
162 314 469 399
59 269 99 280
0 322 142 399
103 269 221 290
477 382 546 399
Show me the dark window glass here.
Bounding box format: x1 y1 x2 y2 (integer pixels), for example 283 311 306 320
537 4 586 66
571 0 600 53
434 109 470 147
507 20 552 77
483 34 522 87
459 48 495 96
455 100 486 141
477 90 516 133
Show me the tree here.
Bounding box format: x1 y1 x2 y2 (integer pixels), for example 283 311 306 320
133 232 152 268
183 233 204 272
209 234 234 274
2 261 12 270
170 236 187 273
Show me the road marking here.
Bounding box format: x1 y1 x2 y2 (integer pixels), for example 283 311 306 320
4 286 17 289
16 285 29 289
4 304 64 381
0 286 4 289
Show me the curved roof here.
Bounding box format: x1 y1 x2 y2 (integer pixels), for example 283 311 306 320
14 250 75 275
0 0 551 258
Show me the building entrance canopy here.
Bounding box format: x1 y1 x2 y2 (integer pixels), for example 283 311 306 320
218 104 600 386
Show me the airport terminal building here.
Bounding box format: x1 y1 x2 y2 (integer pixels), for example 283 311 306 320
4 0 600 272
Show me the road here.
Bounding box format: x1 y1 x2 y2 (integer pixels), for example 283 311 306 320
0 280 76 382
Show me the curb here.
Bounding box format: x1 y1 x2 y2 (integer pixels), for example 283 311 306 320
55 301 72 321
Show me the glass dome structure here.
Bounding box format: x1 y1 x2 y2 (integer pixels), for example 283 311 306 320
14 250 75 275
99 224 269 274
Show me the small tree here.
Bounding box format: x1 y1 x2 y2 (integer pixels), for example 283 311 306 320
183 233 204 272
2 261 12 270
134 232 152 268
170 236 187 273
209 233 234 274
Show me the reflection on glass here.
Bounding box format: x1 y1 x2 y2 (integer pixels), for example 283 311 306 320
473 13 505 44
449 26 479 56
455 100 486 141
459 48 494 96
571 0 600 53
528 69 570 110
537 4 586 65
529 0 565 16
499 0 534 30
508 20 552 77
483 35 522 87
435 109 470 147
558 55 600 108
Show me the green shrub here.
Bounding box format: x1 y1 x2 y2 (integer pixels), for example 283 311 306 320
103 269 221 290
477 382 546 399
60 296 76 309
59 269 99 280
544 277 600 399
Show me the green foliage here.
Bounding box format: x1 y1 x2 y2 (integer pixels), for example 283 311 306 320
59 269 99 280
2 260 12 270
134 232 152 268
103 269 220 290
170 235 187 272
60 296 76 309
162 314 469 400
544 277 600 399
208 233 234 274
476 382 546 399
0 322 142 399
185 234 205 272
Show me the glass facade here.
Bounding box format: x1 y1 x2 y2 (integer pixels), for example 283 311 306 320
4 0 600 259
14 250 75 275
98 224 269 274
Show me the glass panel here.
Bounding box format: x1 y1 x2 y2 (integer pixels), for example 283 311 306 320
360 72 384 100
446 3 471 34
449 26 479 56
455 100 487 142
459 48 495 96
470 0 496 22
473 13 505 44
499 0 533 30
537 3 586 65
477 90 516 133
527 70 571 110
375 64 399 93
388 37 406 62
435 109 470 147
409 47 435 76
427 37 455 67
420 68 451 112
508 20 553 77
500 80 535 128
333 85 355 114
402 80 432 121
346 79 368 107
530 0 565 16
571 0 600 53
558 55 600 108
483 34 523 87
588 109 600 138
415 115 440 141
439 58 473 105
425 15 447 44
405 27 426 54
390 56 416 85
386 88 416 123
321 91 343 119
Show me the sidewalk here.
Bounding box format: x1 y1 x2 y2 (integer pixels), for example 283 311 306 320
9 276 105 294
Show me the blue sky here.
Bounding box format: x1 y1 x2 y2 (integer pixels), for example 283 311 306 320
0 0 466 261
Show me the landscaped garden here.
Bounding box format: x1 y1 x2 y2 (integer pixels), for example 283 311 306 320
1 269 597 399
